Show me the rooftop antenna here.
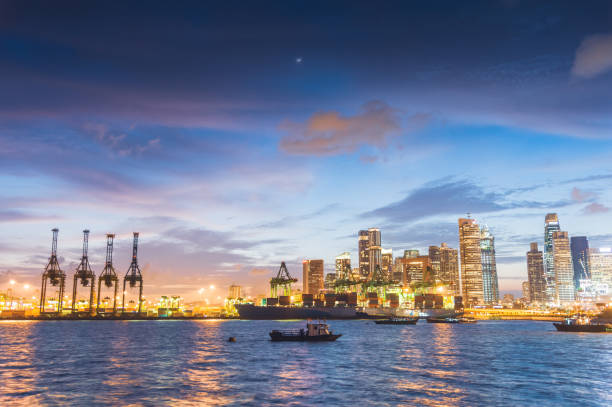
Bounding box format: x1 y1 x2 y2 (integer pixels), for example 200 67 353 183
72 229 96 315
123 232 144 314
40 228 66 313
97 234 118 315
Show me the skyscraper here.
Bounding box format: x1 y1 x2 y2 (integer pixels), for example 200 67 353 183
367 228 382 278
405 256 431 285
404 249 419 258
302 259 324 295
335 252 351 279
552 231 574 304
358 230 369 278
439 243 459 295
428 246 441 279
522 281 530 303
527 242 547 304
480 226 499 305
459 217 483 305
588 248 612 295
570 236 590 290
544 213 561 301
381 248 393 279
429 243 459 294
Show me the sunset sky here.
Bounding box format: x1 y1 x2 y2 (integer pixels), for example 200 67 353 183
1 1 612 300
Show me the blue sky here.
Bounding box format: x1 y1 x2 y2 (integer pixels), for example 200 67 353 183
1 1 612 299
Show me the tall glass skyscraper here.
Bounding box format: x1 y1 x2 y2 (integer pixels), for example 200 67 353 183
480 226 499 305
570 236 589 290
459 217 483 305
552 231 574 304
544 213 561 301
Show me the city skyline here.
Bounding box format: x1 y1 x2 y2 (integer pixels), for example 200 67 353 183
2 1 612 300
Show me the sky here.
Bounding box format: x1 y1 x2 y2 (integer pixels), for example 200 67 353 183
1 1 612 301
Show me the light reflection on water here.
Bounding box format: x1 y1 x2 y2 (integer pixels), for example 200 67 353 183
0 320 611 406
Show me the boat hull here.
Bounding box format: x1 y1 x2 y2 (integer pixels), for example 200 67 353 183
236 304 360 320
553 323 611 332
374 319 418 325
269 333 342 342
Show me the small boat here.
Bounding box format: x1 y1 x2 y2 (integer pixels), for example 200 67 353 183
269 321 342 341
553 315 612 333
374 317 418 325
458 317 477 323
426 316 460 323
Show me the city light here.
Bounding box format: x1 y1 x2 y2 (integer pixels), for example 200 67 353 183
209 285 215 290
9 280 16 285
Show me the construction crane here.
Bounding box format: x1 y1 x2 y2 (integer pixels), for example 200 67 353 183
72 229 96 314
270 261 297 297
123 232 143 314
96 234 119 314
40 228 66 313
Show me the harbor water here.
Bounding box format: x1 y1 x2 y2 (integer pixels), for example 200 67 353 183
1 320 610 406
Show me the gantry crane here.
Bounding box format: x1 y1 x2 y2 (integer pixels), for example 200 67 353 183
123 232 144 314
72 229 96 314
96 234 119 314
270 261 297 297
40 228 66 313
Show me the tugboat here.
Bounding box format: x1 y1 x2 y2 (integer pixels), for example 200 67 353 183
269 321 342 342
374 317 419 325
553 315 612 333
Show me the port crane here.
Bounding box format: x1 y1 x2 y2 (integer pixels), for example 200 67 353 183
270 261 297 297
333 264 360 293
72 229 96 314
40 228 66 313
123 232 144 314
97 234 119 314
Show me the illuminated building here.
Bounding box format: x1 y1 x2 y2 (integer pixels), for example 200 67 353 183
552 231 574 304
480 226 499 305
392 258 405 285
544 213 561 301
589 248 612 295
381 248 393 279
324 273 336 290
404 249 419 258
459 217 483 305
570 236 590 290
428 246 440 278
405 256 431 285
522 281 530 302
367 228 382 279
335 252 351 279
428 243 459 294
527 243 547 303
302 259 324 295
358 230 369 278
228 285 241 299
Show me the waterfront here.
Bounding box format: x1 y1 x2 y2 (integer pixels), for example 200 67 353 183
1 320 610 406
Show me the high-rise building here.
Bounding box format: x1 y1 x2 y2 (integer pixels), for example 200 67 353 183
428 243 459 294
358 230 369 278
392 258 406 285
459 217 483 305
228 285 242 299
335 252 351 279
588 248 612 295
527 243 547 303
367 228 382 278
405 256 431 284
544 213 561 301
480 226 499 305
552 231 574 304
522 281 530 302
302 259 324 295
404 249 419 258
324 273 336 291
570 236 590 290
428 246 441 279
381 248 393 279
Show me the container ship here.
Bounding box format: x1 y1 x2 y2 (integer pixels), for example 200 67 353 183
235 292 462 320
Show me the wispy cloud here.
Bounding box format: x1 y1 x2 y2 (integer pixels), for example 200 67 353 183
583 202 610 215
572 33 612 78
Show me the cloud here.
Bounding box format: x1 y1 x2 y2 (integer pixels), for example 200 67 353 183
571 187 594 202
572 34 612 78
363 180 506 223
583 202 610 214
279 101 428 156
249 268 270 276
0 210 59 223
